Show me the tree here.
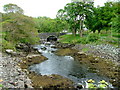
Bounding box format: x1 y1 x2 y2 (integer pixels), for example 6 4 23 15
57 3 79 36
3 3 24 14
57 2 93 37
34 16 68 33
85 2 116 33
72 0 93 2
85 7 103 33
2 13 39 44
111 1 120 33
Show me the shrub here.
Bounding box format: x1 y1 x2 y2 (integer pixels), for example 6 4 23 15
2 13 39 46
87 33 99 42
0 84 3 87
112 33 120 38
77 37 88 44
2 39 15 51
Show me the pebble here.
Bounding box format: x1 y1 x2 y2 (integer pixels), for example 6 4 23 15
73 44 120 64
0 53 33 88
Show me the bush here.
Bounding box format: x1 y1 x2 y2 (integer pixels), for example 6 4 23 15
77 37 88 44
2 39 15 51
112 33 120 38
2 13 39 46
87 33 99 42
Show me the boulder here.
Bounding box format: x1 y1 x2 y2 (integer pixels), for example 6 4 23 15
6 49 18 56
41 47 47 51
6 49 25 57
15 43 31 52
78 52 85 55
74 83 83 89
55 43 75 49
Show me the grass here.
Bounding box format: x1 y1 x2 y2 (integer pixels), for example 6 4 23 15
59 31 119 47
59 34 81 43
82 48 90 52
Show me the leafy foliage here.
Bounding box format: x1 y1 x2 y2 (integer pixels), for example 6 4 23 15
34 16 68 33
3 3 24 14
85 1 119 33
2 13 39 45
57 1 94 37
87 33 100 42
111 2 120 33
1 4 39 50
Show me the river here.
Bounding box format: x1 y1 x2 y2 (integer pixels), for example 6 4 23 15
29 42 113 88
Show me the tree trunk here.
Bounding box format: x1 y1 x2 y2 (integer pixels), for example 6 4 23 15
106 30 108 34
98 30 101 34
72 28 76 36
74 28 76 36
93 30 96 33
79 20 83 37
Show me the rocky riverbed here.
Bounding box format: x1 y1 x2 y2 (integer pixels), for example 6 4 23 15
0 42 119 89
0 43 77 89
0 53 33 88
54 43 120 88
72 44 120 65
54 42 119 65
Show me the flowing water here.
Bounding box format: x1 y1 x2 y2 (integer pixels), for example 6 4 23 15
29 42 113 88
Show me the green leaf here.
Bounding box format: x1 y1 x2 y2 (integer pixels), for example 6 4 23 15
0 84 3 87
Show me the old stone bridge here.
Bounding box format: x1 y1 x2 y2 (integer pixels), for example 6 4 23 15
39 32 66 42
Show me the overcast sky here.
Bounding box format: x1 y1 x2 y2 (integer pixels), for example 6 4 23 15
0 0 108 18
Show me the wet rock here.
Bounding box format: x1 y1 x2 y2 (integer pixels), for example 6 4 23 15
5 49 24 57
6 49 14 53
16 43 31 51
6 49 17 56
19 54 47 69
51 51 55 53
78 52 85 55
44 42 51 45
55 42 75 49
51 46 57 48
28 72 74 88
15 43 40 55
76 85 83 89
9 81 18 86
23 69 29 74
41 47 47 50
55 48 77 56
74 83 83 89
90 60 99 63
109 79 119 87
24 78 33 88
24 83 33 88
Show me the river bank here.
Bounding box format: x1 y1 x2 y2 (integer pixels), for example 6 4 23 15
0 42 119 89
0 52 33 88
54 42 120 88
0 49 75 89
72 44 120 65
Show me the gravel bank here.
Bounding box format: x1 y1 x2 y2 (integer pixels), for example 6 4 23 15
72 44 120 65
0 53 33 88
